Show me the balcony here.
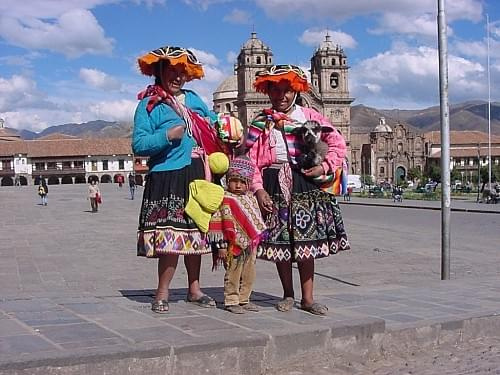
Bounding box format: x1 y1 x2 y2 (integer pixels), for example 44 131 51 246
35 167 85 176
0 169 14 177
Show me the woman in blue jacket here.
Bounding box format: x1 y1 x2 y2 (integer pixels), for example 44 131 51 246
133 46 218 313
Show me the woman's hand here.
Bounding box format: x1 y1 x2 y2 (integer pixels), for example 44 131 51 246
302 165 325 178
167 125 185 141
256 189 273 214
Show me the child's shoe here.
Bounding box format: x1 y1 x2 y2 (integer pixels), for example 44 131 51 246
225 304 245 314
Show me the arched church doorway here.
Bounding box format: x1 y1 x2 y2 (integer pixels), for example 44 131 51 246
395 166 406 185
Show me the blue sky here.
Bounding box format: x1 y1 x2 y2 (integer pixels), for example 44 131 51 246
0 0 499 132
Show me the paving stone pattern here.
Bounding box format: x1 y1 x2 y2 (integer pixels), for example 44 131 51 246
0 185 499 374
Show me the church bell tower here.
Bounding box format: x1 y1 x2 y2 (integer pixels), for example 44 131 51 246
235 32 273 127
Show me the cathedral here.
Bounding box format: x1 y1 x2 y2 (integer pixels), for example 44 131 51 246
213 32 426 184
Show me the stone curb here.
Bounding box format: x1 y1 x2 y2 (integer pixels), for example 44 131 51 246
1 314 499 375
339 201 500 214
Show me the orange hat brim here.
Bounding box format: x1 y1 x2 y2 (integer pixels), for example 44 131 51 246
254 71 309 94
137 53 204 81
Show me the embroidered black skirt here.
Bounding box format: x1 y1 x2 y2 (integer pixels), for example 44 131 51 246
257 166 350 263
137 158 211 258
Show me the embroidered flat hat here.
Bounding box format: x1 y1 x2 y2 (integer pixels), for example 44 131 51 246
227 156 255 183
208 152 230 175
138 46 204 81
184 180 224 233
254 64 309 94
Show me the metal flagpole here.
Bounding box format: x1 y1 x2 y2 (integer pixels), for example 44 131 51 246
437 0 451 280
487 14 492 191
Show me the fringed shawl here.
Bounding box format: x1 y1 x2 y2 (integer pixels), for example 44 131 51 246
208 192 266 260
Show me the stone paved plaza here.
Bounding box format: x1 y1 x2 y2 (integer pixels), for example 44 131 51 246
0 185 499 374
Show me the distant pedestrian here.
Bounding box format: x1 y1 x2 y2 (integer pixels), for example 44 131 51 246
344 186 353 201
128 173 136 200
88 179 101 212
38 178 48 206
117 175 124 188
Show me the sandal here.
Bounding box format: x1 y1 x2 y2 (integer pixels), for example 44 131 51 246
275 297 294 312
240 302 259 312
300 302 328 316
225 305 245 314
151 299 169 314
186 294 216 308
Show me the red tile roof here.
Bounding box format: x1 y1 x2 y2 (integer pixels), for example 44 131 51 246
0 138 132 158
425 130 500 145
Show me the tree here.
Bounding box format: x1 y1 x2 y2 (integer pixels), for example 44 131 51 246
450 168 461 183
424 164 441 183
360 174 373 186
407 167 422 182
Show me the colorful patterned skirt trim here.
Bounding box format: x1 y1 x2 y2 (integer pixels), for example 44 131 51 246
137 158 210 258
257 166 350 263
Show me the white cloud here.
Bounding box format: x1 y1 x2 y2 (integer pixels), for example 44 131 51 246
0 75 54 112
453 38 500 61
350 44 487 108
0 9 114 58
226 51 238 64
0 111 51 132
202 65 226 83
188 48 219 66
79 68 122 91
223 9 252 25
130 0 166 8
299 29 357 49
182 0 233 11
0 0 112 19
88 99 137 122
370 13 443 38
255 0 482 22
255 0 482 39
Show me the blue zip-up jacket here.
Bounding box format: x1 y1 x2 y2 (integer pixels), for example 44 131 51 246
132 89 216 172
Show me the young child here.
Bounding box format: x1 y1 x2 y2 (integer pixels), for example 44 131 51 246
209 156 266 314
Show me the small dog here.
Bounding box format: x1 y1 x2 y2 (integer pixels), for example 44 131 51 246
293 120 333 170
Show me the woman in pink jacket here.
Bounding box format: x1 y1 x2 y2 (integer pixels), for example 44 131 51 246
246 65 350 315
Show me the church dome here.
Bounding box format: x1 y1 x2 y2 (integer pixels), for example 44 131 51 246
0 119 22 142
319 34 335 51
316 34 345 56
373 117 393 133
242 32 270 51
215 74 237 93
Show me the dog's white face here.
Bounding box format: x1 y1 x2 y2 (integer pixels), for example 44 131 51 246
302 120 322 144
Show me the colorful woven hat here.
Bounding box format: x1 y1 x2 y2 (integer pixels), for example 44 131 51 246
227 156 255 184
208 152 230 175
216 114 244 144
254 64 309 94
137 46 204 81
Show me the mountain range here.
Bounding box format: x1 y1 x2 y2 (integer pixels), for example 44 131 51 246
6 100 500 140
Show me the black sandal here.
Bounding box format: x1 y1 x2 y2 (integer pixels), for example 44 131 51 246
186 294 216 308
151 299 169 314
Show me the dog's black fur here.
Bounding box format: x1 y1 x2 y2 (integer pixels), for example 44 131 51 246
293 120 333 170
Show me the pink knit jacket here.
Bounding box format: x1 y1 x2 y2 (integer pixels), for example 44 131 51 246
247 106 347 192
